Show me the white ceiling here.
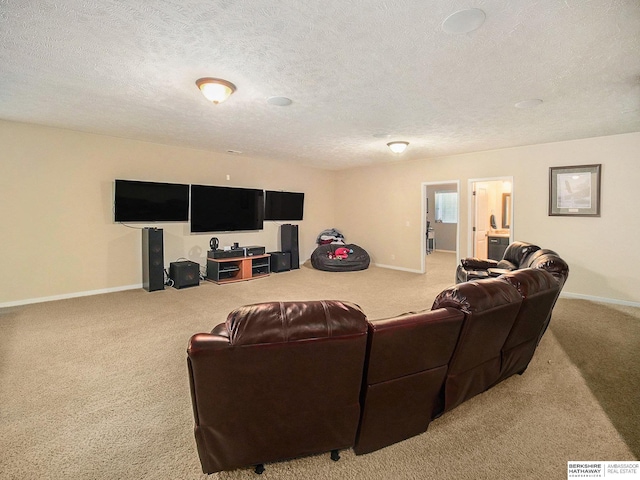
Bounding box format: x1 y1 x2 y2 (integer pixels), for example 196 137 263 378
1 0 639 170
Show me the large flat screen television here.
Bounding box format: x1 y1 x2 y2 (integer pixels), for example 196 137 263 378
114 179 189 222
190 184 264 232
264 190 304 221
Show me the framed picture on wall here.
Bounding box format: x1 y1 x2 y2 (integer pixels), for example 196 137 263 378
549 164 601 216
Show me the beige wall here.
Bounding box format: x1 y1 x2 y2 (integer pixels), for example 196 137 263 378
2 120 639 305
334 132 640 304
0 121 335 305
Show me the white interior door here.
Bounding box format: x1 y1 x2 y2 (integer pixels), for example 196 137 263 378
474 185 489 258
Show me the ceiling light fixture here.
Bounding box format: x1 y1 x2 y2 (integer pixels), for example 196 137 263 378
196 78 237 104
387 141 409 154
442 8 486 34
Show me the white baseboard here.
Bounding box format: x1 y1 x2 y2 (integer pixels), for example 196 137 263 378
4 280 638 310
560 291 640 308
372 268 640 307
0 284 142 309
374 263 423 274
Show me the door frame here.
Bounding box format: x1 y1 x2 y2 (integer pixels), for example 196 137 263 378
467 176 514 257
421 180 460 273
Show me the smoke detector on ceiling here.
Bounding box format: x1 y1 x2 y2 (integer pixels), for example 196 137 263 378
515 99 543 109
267 96 293 106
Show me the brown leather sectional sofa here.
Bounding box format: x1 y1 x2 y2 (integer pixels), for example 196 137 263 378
187 242 568 474
456 241 569 287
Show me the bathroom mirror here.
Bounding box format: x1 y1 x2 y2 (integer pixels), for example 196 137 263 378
502 193 511 229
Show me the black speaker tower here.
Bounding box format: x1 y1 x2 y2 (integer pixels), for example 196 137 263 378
281 224 299 269
142 227 164 292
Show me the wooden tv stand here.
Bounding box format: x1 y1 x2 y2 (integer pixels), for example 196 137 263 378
206 254 270 284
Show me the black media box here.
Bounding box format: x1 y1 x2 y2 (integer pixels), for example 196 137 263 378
169 261 200 289
243 246 266 256
208 249 245 259
268 251 291 272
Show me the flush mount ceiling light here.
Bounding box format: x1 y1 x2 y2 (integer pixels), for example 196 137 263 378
442 8 486 34
196 78 236 104
387 141 409 154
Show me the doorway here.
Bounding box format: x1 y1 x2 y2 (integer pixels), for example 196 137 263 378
468 177 513 259
422 181 460 273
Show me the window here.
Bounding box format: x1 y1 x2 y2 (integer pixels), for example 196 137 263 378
435 191 458 223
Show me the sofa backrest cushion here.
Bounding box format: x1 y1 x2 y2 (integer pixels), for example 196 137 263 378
364 308 464 385
526 250 570 287
226 300 367 346
496 268 562 382
432 278 523 374
432 278 523 411
496 259 518 270
353 307 465 455
499 268 560 350
188 300 369 473
502 241 541 268
523 248 556 265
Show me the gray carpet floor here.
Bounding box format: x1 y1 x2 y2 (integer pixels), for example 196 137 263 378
0 252 637 479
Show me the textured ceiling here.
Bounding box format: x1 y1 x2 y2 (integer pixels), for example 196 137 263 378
1 0 639 170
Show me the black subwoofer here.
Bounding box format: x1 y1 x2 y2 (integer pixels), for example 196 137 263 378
281 224 299 269
142 228 164 292
268 251 291 273
169 261 200 289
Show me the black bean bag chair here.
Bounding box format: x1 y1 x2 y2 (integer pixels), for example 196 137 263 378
311 244 370 272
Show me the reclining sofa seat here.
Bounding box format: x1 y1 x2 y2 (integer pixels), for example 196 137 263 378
353 307 464 454
187 300 368 474
495 268 561 384
431 278 524 413
456 241 541 283
522 249 569 342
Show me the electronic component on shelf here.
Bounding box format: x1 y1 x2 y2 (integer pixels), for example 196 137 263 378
243 246 266 256
208 249 245 259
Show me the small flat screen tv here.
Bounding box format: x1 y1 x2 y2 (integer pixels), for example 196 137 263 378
114 179 189 222
190 184 264 232
264 190 304 221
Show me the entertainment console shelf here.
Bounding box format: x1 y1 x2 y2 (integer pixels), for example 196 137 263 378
206 254 271 284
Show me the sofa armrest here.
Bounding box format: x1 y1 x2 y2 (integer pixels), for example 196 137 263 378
496 259 518 270
210 322 229 338
460 257 499 270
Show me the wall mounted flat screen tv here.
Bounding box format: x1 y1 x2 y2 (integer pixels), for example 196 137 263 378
264 190 304 221
190 184 264 232
114 179 189 222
